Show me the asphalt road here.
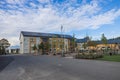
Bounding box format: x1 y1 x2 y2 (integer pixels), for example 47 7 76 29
0 55 14 72
0 54 120 80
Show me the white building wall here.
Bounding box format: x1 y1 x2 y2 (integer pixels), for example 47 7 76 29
20 34 31 54
20 34 24 54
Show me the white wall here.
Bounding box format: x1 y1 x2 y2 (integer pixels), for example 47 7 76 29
20 33 24 54
20 34 30 54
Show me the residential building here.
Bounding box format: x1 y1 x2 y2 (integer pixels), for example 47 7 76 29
20 31 73 54
76 37 89 51
6 46 20 54
95 38 120 50
76 37 120 54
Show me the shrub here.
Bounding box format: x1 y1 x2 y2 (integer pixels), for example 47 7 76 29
75 53 103 59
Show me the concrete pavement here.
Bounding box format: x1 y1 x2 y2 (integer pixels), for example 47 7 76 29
0 54 120 80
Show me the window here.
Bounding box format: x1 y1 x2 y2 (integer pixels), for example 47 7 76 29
30 38 34 42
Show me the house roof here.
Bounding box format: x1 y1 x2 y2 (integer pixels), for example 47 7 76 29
21 31 73 39
108 38 120 44
6 46 20 50
76 37 89 43
95 38 120 44
76 37 120 44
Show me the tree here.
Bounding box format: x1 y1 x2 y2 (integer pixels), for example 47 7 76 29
0 38 10 55
114 43 118 54
87 41 97 53
82 36 90 50
38 44 41 53
32 44 37 55
0 46 4 55
101 34 107 45
101 34 107 54
0 46 2 55
37 42 46 55
39 42 44 55
71 33 76 52
87 41 97 47
44 41 50 55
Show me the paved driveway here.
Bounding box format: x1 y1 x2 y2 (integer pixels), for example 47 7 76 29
0 54 120 80
0 55 14 72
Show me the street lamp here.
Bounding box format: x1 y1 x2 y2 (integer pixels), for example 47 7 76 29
61 25 65 57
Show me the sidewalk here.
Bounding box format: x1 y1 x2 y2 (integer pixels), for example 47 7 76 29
0 56 14 72
49 52 78 58
64 53 78 58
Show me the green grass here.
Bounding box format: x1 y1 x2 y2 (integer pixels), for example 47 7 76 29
98 54 120 62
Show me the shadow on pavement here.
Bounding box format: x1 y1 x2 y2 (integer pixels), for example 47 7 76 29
0 56 14 72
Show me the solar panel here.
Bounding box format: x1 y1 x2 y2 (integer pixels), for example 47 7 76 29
21 31 73 39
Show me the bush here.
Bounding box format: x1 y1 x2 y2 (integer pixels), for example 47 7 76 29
75 53 103 59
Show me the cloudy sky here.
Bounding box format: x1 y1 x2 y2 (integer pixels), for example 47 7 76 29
0 0 120 46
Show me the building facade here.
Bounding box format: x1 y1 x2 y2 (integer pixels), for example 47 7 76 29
6 46 20 54
95 38 120 50
76 37 120 53
76 37 89 51
20 31 73 54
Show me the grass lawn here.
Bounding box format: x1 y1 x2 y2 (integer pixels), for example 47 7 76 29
98 54 120 62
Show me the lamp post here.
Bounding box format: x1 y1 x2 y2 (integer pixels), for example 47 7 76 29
61 25 65 57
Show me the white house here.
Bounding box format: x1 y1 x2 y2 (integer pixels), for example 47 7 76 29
76 37 89 51
20 31 73 54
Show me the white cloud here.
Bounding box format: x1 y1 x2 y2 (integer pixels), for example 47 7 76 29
0 0 120 46
29 2 37 8
6 0 25 4
90 9 120 29
38 0 50 3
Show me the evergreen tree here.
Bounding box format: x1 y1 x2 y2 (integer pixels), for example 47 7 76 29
40 42 44 54
101 34 107 45
101 34 107 54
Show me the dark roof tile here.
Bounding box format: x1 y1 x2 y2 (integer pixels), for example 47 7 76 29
76 37 89 43
21 31 73 39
